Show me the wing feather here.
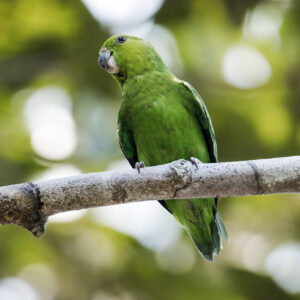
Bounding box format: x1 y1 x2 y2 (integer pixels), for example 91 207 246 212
180 80 218 163
179 80 219 207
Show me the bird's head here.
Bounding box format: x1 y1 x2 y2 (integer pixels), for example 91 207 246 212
98 35 166 87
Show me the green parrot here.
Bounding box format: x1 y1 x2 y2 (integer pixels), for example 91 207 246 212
98 35 228 261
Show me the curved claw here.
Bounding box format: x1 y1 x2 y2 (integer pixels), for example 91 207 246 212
135 161 145 174
190 157 203 169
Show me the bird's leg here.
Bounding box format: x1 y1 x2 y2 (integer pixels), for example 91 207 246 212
190 157 203 169
135 161 145 174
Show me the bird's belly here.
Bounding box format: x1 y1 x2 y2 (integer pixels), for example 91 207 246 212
132 110 210 166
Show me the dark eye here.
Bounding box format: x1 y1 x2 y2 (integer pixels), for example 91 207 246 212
115 36 126 44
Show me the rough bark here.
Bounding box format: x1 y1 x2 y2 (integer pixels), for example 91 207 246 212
0 156 299 237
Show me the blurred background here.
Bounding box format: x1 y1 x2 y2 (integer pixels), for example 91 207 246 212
0 0 299 299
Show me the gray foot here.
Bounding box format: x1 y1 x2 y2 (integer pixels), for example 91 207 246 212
135 161 145 174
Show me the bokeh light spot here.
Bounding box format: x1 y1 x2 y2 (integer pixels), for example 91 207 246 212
243 3 283 47
222 45 271 89
30 124 77 160
24 87 77 161
81 0 163 28
93 201 181 250
0 277 40 300
265 243 300 294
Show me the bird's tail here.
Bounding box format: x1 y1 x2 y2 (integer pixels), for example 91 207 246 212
183 199 228 261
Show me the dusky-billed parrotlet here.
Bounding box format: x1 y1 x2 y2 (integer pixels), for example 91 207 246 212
98 35 228 261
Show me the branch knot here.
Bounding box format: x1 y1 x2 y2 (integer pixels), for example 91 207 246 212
170 159 193 198
27 182 47 237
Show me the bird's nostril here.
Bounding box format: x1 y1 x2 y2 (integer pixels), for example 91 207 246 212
100 47 108 53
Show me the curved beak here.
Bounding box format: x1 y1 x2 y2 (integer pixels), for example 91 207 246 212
98 48 120 74
99 48 111 70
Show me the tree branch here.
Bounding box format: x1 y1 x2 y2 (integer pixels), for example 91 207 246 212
0 156 299 237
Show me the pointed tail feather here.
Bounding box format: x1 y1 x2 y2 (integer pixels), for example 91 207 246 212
184 203 228 261
215 211 229 242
